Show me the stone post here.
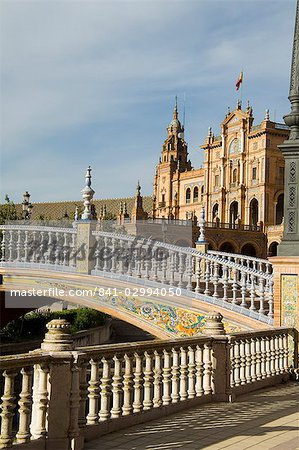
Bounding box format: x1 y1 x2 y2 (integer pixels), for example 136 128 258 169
31 320 83 450
75 220 97 274
203 312 232 402
196 206 208 256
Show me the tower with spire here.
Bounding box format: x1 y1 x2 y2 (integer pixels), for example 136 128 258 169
153 98 192 218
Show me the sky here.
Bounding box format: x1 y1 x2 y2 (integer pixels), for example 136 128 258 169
0 0 297 203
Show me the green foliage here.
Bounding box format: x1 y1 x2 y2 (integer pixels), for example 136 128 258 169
0 308 107 342
0 195 19 224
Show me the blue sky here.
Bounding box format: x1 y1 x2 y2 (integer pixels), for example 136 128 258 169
0 0 296 203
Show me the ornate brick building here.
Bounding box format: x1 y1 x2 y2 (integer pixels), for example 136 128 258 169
153 100 289 256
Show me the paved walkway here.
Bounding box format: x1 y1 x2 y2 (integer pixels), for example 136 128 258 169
84 382 299 450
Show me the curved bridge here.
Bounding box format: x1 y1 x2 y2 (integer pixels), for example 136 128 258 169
0 223 274 336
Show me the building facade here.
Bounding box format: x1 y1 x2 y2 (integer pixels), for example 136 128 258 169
153 101 289 256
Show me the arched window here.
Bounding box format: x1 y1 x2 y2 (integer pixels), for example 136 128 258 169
212 203 219 220
229 201 238 227
276 194 284 225
232 168 237 183
193 186 199 202
186 188 191 204
249 198 259 227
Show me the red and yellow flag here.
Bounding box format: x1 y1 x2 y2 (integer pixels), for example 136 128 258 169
236 71 243 91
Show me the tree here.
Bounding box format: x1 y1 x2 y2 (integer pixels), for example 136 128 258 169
0 195 19 225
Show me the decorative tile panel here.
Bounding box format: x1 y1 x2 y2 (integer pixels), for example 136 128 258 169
281 275 298 327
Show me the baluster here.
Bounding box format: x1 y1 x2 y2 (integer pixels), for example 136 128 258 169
231 269 238 304
62 232 69 266
171 348 180 403
195 345 204 396
16 229 22 262
111 238 116 273
239 340 246 385
249 274 256 310
178 252 184 288
94 235 101 271
245 339 252 383
46 231 52 264
127 242 133 277
258 278 265 314
255 338 262 380
260 337 267 379
187 346 196 399
68 364 81 441
179 347 188 400
1 230 5 262
16 367 33 444
162 349 171 405
153 351 162 408
283 333 289 371
99 357 111 421
111 356 122 418
144 245 150 279
274 335 280 375
70 232 77 269
222 265 228 301
132 353 143 413
186 254 192 291
8 230 14 262
212 262 219 298
250 338 257 383
195 256 201 293
240 272 247 307
31 364 49 439
203 343 212 395
233 341 241 387
143 352 153 410
204 260 211 295
122 355 133 416
270 336 276 376
278 334 285 374
55 232 61 265
86 360 100 425
169 251 175 286
265 337 271 377
103 237 108 271
230 344 235 388
78 362 88 427
0 370 17 447
267 278 274 318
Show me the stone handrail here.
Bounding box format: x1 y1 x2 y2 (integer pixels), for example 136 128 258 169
0 223 274 319
0 317 296 449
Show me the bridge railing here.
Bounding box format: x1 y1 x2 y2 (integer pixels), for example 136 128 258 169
92 230 274 318
0 318 297 449
0 223 274 319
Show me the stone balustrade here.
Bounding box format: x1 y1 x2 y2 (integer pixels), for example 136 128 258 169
0 223 274 319
0 316 297 449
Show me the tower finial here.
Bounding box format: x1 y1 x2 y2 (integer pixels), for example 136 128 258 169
173 95 178 119
136 180 141 196
265 109 270 121
81 166 95 220
208 127 212 138
284 0 299 140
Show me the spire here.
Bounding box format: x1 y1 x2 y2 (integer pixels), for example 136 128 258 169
284 0 299 140
208 127 212 138
136 180 141 196
264 109 270 121
173 95 178 119
81 166 95 220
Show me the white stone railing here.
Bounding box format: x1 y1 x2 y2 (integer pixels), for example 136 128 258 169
92 231 274 318
0 224 274 319
208 250 272 273
0 318 297 449
0 224 77 272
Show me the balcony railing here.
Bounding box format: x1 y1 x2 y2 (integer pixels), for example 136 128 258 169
0 319 297 449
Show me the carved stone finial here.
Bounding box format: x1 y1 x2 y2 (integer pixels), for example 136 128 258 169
197 206 206 242
265 109 270 121
203 312 226 336
74 206 79 221
41 319 74 351
81 166 95 220
208 126 212 138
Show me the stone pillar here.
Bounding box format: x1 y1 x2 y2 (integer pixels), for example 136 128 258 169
32 320 83 450
76 220 97 274
202 312 231 402
196 206 208 253
278 0 299 256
